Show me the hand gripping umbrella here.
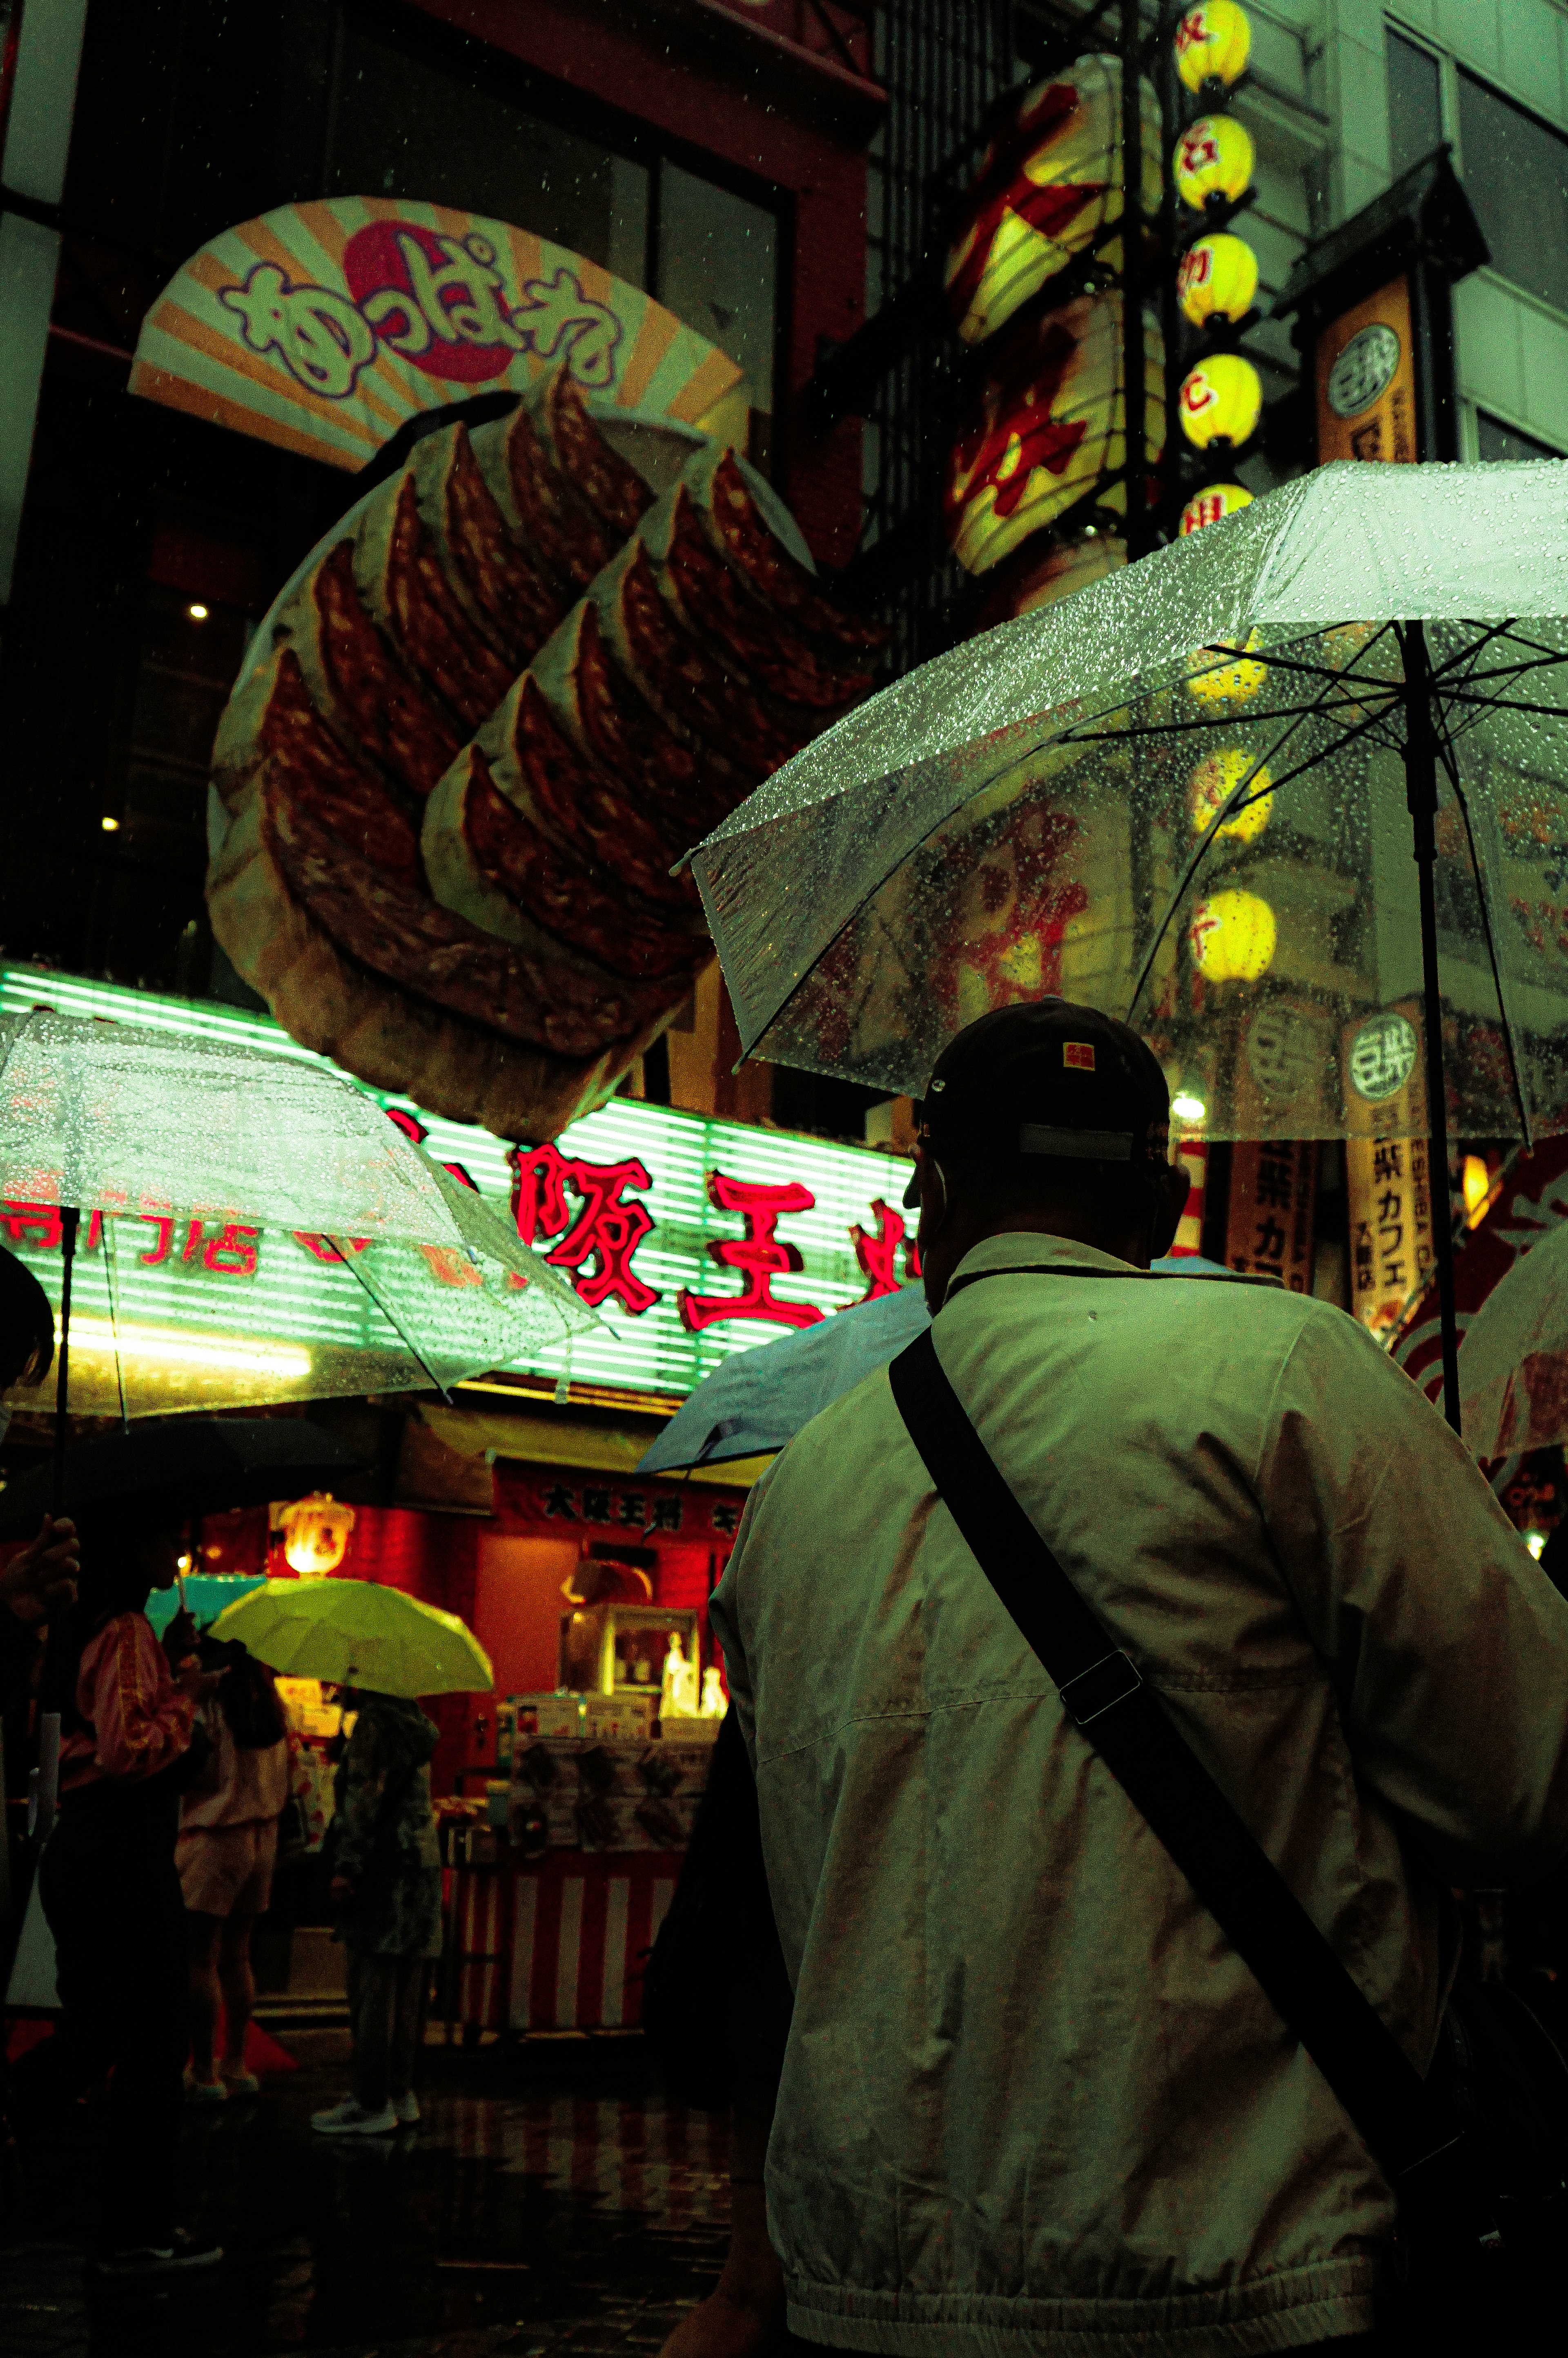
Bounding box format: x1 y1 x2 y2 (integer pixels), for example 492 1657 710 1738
686 462 1568 1434
0 1009 597 1506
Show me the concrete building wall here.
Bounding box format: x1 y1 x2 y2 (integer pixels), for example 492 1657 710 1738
1318 0 1568 455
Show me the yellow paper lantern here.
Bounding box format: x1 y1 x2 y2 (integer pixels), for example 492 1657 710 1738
1174 114 1254 211
944 56 1164 346
1189 888 1276 982
1187 747 1273 838
1176 232 1259 326
279 1491 357 1577
1179 481 1253 535
1187 634 1268 706
944 291 1165 574
1178 352 1263 448
1174 2 1252 93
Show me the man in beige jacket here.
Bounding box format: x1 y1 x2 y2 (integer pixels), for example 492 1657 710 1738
708 1000 1568 2358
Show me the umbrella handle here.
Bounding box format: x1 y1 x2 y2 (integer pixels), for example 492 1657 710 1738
51 1208 80 1520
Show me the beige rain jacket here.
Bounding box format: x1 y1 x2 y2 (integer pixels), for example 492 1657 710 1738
710 1232 1568 2358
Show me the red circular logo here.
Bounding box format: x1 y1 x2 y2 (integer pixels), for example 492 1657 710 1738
341 221 515 384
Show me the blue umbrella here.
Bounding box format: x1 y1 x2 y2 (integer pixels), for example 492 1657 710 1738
637 1256 1238 1475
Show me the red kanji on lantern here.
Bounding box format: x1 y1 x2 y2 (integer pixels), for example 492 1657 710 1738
851 1199 907 1304
509 1142 660 1317
679 1173 825 1334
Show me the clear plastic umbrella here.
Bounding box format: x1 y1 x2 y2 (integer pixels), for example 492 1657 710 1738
0 1008 596 1450
686 462 1568 1431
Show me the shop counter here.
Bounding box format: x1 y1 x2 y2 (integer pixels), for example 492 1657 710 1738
442 1731 710 2037
445 1849 684 2035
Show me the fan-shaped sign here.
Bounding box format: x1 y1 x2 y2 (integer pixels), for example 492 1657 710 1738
944 56 1162 347
130 199 746 470
944 292 1165 575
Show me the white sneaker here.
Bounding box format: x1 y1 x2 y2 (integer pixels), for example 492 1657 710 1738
391 2090 420 2126
311 2097 398 2137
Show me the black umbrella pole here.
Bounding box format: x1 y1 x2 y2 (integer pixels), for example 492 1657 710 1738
1403 626 1461 1435
52 1207 80 1518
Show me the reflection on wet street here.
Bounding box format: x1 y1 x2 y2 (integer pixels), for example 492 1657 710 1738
2 2032 728 2358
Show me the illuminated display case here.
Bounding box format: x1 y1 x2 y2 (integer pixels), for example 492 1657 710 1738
558 1602 701 1701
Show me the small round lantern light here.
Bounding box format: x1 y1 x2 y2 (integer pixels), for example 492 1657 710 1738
1179 481 1253 535
280 1491 357 1577
1176 232 1259 327
1174 114 1254 212
1174 2 1252 94
1188 888 1276 982
1187 746 1273 836
1187 635 1269 707
1178 352 1263 448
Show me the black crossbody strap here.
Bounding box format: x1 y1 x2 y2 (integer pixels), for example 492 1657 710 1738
888 1326 1457 2184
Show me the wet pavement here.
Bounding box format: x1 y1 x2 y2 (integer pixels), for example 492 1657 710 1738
1 2030 730 2358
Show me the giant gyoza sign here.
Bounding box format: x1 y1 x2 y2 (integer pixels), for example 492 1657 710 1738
0 969 916 1406
129 198 746 470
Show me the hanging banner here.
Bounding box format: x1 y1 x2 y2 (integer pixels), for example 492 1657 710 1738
129 199 746 470
1225 1141 1319 1291
1314 275 1417 465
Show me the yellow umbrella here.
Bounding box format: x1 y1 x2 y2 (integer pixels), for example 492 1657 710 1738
209 1576 492 1698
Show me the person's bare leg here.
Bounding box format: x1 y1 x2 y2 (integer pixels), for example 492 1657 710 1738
658 2079 788 2358
186 1912 223 2086
217 1912 258 2079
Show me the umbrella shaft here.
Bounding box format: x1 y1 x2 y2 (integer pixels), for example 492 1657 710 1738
1403 623 1461 1437
52 1206 80 1517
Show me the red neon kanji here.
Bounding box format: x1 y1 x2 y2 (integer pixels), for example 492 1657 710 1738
678 1172 825 1335
0 1202 62 1249
137 1215 175 1267
387 1105 480 1193
851 1198 906 1304
509 1142 660 1317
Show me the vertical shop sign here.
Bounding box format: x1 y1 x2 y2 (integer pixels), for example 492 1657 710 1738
1167 1138 1209 1258
1315 277 1417 464
1225 1141 1319 1291
1343 1002 1432 1339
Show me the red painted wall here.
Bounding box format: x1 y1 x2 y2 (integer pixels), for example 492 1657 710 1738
410 0 873 566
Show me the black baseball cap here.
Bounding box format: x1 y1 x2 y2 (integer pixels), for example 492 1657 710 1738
902 1001 1172 1206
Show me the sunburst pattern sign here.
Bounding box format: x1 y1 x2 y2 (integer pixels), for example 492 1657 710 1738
129 198 746 469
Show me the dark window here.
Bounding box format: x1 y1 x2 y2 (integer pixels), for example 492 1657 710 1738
1457 69 1568 315
329 30 650 286
1476 410 1563 461
656 164 779 430
327 28 779 434
1386 30 1443 181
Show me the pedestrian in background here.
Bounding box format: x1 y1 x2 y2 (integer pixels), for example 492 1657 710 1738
0 1248 78 1843
312 1685 441 2138
40 1504 224 2273
179 1636 290 2102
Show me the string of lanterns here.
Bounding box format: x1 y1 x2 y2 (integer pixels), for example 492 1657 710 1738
1169 2 1263 532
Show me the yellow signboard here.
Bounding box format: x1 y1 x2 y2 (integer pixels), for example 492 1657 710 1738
1341 1001 1434 1338
1314 274 1417 464
1225 1141 1319 1293
129 199 746 470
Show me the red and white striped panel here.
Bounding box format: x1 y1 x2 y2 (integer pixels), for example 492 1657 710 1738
510 1854 680 2031
1167 1138 1209 1257
451 1866 512 2032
